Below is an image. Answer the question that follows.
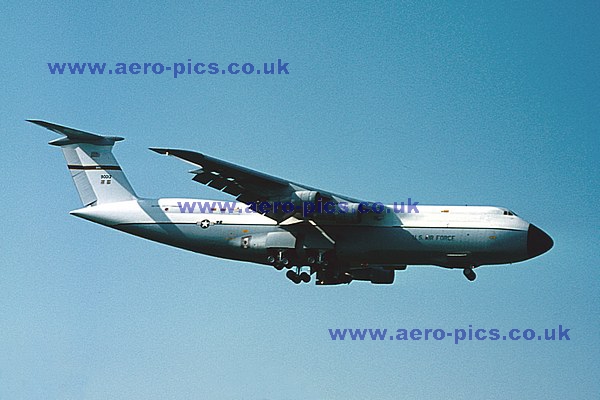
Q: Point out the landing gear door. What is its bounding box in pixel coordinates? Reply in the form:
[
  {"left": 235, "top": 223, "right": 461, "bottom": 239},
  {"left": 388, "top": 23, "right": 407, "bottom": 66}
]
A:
[{"left": 265, "top": 231, "right": 296, "bottom": 249}]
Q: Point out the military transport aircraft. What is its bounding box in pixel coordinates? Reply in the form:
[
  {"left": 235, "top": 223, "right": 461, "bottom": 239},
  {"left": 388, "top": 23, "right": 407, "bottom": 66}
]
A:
[{"left": 30, "top": 120, "right": 553, "bottom": 285}]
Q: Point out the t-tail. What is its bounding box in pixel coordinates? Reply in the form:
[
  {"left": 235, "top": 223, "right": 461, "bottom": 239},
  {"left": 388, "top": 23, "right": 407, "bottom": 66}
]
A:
[{"left": 28, "top": 120, "right": 138, "bottom": 206}]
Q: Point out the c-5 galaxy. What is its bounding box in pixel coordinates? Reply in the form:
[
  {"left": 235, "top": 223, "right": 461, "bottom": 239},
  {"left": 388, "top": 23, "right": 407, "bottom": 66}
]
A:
[{"left": 31, "top": 120, "right": 553, "bottom": 285}]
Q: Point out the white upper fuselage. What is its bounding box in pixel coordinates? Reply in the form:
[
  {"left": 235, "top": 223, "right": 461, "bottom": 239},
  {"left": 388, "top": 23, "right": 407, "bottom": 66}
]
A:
[
  {"left": 71, "top": 198, "right": 532, "bottom": 269},
  {"left": 71, "top": 198, "right": 528, "bottom": 230}
]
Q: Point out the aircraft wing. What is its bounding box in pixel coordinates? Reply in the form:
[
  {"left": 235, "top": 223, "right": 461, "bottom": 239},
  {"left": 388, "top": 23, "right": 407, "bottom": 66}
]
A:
[{"left": 150, "top": 148, "right": 363, "bottom": 221}]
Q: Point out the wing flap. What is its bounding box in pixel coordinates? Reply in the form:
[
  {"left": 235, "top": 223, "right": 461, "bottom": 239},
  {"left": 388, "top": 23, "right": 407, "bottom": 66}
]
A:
[
  {"left": 150, "top": 148, "right": 290, "bottom": 199},
  {"left": 151, "top": 147, "right": 364, "bottom": 221},
  {"left": 150, "top": 148, "right": 288, "bottom": 190}
]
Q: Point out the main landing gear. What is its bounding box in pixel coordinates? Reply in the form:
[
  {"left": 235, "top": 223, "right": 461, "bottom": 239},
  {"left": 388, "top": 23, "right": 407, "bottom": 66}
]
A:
[
  {"left": 286, "top": 269, "right": 311, "bottom": 284},
  {"left": 306, "top": 250, "right": 328, "bottom": 267},
  {"left": 267, "top": 249, "right": 333, "bottom": 284},
  {"left": 463, "top": 267, "right": 476, "bottom": 282},
  {"left": 266, "top": 250, "right": 290, "bottom": 271}
]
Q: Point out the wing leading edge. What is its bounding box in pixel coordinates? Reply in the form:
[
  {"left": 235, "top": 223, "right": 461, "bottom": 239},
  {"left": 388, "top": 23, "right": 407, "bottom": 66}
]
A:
[{"left": 150, "top": 147, "right": 362, "bottom": 220}]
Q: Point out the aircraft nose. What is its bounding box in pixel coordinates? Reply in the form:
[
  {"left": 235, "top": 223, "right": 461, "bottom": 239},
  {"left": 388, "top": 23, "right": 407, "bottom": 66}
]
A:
[{"left": 527, "top": 224, "right": 554, "bottom": 258}]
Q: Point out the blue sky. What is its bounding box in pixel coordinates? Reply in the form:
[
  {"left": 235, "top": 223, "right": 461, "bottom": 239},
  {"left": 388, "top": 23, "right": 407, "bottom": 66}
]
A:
[{"left": 1, "top": 1, "right": 598, "bottom": 399}]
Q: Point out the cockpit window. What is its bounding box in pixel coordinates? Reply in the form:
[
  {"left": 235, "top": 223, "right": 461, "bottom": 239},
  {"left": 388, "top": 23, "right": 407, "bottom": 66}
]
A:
[{"left": 503, "top": 210, "right": 518, "bottom": 216}]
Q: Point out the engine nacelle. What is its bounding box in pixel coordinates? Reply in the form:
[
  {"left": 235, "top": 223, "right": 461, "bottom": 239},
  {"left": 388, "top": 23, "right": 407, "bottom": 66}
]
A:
[
  {"left": 332, "top": 202, "right": 361, "bottom": 223},
  {"left": 288, "top": 192, "right": 361, "bottom": 223},
  {"left": 290, "top": 190, "right": 322, "bottom": 207}
]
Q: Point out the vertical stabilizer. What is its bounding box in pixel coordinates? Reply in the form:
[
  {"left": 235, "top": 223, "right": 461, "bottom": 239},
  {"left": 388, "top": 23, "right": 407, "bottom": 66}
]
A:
[{"left": 29, "top": 120, "right": 138, "bottom": 206}]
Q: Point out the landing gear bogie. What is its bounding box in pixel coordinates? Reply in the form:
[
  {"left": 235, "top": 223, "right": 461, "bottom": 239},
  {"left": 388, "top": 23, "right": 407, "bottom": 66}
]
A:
[
  {"left": 267, "top": 249, "right": 293, "bottom": 270},
  {"left": 285, "top": 268, "right": 312, "bottom": 284},
  {"left": 305, "top": 249, "right": 333, "bottom": 267}
]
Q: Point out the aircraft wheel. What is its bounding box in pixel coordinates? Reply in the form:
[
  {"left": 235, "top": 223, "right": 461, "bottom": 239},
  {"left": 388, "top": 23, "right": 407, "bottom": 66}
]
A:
[
  {"left": 286, "top": 270, "right": 301, "bottom": 284},
  {"left": 299, "top": 272, "right": 311, "bottom": 283},
  {"left": 463, "top": 268, "right": 476, "bottom": 281}
]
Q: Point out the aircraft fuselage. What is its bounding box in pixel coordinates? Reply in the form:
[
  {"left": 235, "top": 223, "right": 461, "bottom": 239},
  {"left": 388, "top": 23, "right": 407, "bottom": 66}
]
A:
[{"left": 70, "top": 198, "right": 550, "bottom": 272}]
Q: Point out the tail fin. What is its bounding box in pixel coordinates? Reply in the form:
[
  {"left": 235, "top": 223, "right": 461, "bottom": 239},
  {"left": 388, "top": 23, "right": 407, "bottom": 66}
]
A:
[{"left": 29, "top": 120, "right": 138, "bottom": 206}]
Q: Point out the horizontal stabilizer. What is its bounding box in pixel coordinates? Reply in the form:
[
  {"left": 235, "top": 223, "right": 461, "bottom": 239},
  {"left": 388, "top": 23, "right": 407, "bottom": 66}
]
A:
[{"left": 27, "top": 119, "right": 124, "bottom": 146}]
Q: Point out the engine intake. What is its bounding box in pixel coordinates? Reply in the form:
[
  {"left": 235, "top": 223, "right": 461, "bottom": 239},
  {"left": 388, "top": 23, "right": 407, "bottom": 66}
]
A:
[{"left": 291, "top": 190, "right": 322, "bottom": 207}]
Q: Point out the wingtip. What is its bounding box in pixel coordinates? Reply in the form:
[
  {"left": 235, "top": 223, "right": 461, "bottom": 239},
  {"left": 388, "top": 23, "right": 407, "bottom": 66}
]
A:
[
  {"left": 26, "top": 119, "right": 49, "bottom": 126},
  {"left": 149, "top": 147, "right": 170, "bottom": 155}
]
